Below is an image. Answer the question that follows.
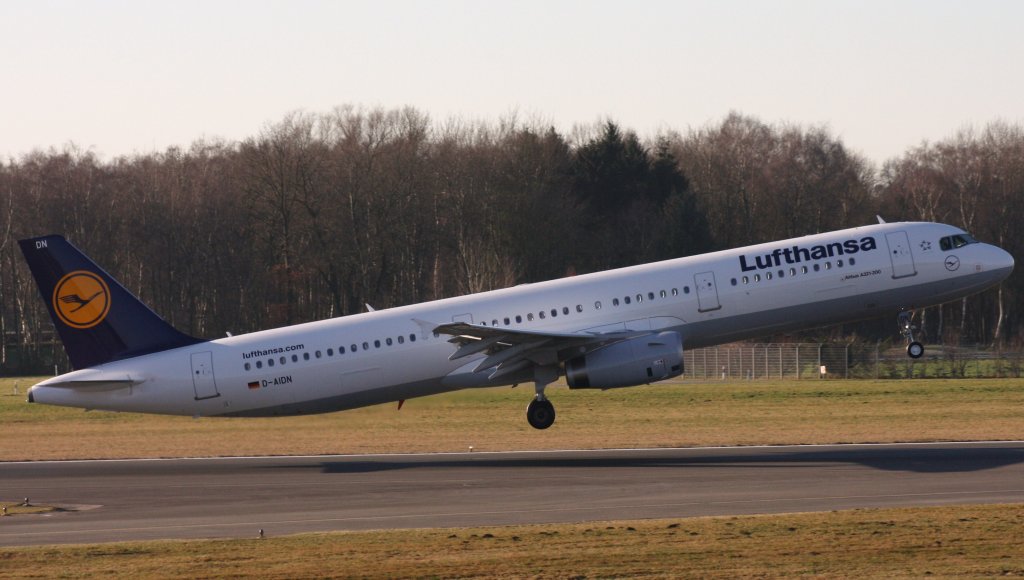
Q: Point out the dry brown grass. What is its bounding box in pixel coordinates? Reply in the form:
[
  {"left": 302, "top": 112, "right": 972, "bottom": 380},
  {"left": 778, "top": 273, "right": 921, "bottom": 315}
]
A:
[
  {"left": 1, "top": 504, "right": 1022, "bottom": 578},
  {"left": 2, "top": 377, "right": 1024, "bottom": 461}
]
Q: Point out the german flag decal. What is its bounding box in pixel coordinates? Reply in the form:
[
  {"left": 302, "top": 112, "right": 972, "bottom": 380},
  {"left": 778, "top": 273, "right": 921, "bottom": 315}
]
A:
[{"left": 247, "top": 381, "right": 260, "bottom": 389}]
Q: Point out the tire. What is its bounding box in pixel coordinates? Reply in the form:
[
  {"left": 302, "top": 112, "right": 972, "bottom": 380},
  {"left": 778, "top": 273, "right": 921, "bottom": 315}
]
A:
[
  {"left": 526, "top": 399, "right": 556, "bottom": 430},
  {"left": 907, "top": 341, "right": 924, "bottom": 359}
]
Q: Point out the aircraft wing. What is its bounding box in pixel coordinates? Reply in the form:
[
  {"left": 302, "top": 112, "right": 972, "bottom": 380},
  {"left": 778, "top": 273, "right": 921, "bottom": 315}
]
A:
[{"left": 433, "top": 321, "right": 642, "bottom": 380}]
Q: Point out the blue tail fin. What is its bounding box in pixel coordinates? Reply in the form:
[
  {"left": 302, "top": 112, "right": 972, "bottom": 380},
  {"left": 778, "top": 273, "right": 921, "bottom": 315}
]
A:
[{"left": 18, "top": 235, "right": 204, "bottom": 369}]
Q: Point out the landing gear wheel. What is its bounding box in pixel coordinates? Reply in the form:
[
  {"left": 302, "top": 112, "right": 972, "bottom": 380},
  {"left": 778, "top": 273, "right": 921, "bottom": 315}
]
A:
[
  {"left": 526, "top": 398, "right": 556, "bottom": 430},
  {"left": 907, "top": 341, "right": 924, "bottom": 359},
  {"left": 898, "top": 310, "right": 924, "bottom": 359}
]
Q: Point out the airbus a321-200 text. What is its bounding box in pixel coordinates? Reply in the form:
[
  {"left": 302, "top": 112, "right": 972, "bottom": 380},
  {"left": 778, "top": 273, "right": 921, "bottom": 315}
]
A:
[{"left": 19, "top": 219, "right": 1014, "bottom": 429}]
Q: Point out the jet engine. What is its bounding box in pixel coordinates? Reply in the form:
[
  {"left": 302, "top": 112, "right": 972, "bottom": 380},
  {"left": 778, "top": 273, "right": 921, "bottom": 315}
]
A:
[{"left": 565, "top": 331, "right": 683, "bottom": 389}]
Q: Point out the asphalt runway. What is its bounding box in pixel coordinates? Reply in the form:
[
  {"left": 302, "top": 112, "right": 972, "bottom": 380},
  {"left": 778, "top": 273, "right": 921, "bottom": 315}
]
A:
[{"left": 2, "top": 442, "right": 1024, "bottom": 547}]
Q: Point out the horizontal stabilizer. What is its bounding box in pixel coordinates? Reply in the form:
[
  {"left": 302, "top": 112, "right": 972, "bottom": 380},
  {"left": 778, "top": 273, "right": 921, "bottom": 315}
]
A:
[
  {"left": 40, "top": 379, "right": 135, "bottom": 392},
  {"left": 33, "top": 370, "right": 140, "bottom": 392}
]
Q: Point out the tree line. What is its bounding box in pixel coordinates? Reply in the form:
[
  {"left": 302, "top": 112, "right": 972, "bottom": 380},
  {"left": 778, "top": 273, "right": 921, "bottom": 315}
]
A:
[{"left": 1, "top": 107, "right": 1021, "bottom": 373}]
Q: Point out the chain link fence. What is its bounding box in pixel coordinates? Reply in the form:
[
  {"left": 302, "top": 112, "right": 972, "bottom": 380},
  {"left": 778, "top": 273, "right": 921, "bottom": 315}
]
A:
[{"left": 683, "top": 343, "right": 1024, "bottom": 380}]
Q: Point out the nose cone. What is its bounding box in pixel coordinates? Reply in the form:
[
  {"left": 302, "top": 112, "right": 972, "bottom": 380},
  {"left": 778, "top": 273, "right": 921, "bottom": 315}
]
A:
[
  {"left": 988, "top": 245, "right": 1015, "bottom": 281},
  {"left": 995, "top": 247, "right": 1015, "bottom": 275}
]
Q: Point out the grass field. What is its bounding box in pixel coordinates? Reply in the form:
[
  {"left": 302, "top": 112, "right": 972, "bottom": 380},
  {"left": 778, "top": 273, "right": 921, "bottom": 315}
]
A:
[
  {"left": 2, "top": 376, "right": 1023, "bottom": 461},
  {"left": 3, "top": 376, "right": 1023, "bottom": 577},
  {"left": 1, "top": 504, "right": 1023, "bottom": 578}
]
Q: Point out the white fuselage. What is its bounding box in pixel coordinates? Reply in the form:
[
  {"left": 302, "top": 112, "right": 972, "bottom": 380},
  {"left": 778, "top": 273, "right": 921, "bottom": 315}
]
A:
[{"left": 30, "top": 222, "right": 1014, "bottom": 416}]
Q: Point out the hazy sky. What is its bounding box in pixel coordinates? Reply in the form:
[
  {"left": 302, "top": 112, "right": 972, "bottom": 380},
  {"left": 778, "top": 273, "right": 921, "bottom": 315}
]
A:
[{"left": 2, "top": 0, "right": 1022, "bottom": 164}]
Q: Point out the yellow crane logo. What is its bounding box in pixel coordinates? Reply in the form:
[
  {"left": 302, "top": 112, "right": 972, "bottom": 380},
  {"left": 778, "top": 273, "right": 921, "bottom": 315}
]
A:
[{"left": 52, "top": 271, "right": 111, "bottom": 329}]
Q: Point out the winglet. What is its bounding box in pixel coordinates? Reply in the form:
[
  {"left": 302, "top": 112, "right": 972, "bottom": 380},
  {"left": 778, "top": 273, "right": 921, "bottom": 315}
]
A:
[{"left": 18, "top": 235, "right": 204, "bottom": 369}]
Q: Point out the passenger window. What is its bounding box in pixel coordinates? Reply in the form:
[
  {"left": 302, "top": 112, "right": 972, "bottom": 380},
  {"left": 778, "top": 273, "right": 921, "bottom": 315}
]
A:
[
  {"left": 245, "top": 362, "right": 251, "bottom": 371},
  {"left": 374, "top": 340, "right": 381, "bottom": 348},
  {"left": 327, "top": 348, "right": 333, "bottom": 356},
  {"left": 684, "top": 286, "right": 690, "bottom": 294},
  {"left": 410, "top": 334, "right": 416, "bottom": 342},
  {"left": 624, "top": 296, "right": 631, "bottom": 305},
  {"left": 813, "top": 264, "right": 821, "bottom": 272},
  {"left": 777, "top": 270, "right": 784, "bottom": 279},
  {"left": 539, "top": 311, "right": 545, "bottom": 319},
  {"left": 268, "top": 358, "right": 275, "bottom": 367},
  {"left": 280, "top": 356, "right": 286, "bottom": 365},
  {"left": 527, "top": 313, "right": 534, "bottom": 322},
  {"left": 754, "top": 274, "right": 761, "bottom": 282},
  {"left": 742, "top": 276, "right": 749, "bottom": 284},
  {"left": 292, "top": 354, "right": 298, "bottom": 362},
  {"left": 504, "top": 317, "right": 510, "bottom": 325},
  {"left": 672, "top": 288, "right": 679, "bottom": 296},
  {"left": 849, "top": 258, "right": 856, "bottom": 266},
  {"left": 256, "top": 361, "right": 263, "bottom": 369},
  {"left": 363, "top": 342, "right": 369, "bottom": 350},
  {"left": 789, "top": 268, "right": 796, "bottom": 276},
  {"left": 303, "top": 352, "right": 310, "bottom": 360},
  {"left": 351, "top": 344, "right": 357, "bottom": 352},
  {"left": 492, "top": 319, "right": 498, "bottom": 326},
  {"left": 825, "top": 262, "right": 832, "bottom": 270},
  {"left": 613, "top": 298, "right": 620, "bottom": 306},
  {"left": 575, "top": 305, "right": 582, "bottom": 313},
  {"left": 315, "top": 351, "right": 322, "bottom": 359},
  {"left": 660, "top": 290, "right": 667, "bottom": 298},
  {"left": 398, "top": 336, "right": 404, "bottom": 344},
  {"left": 636, "top": 294, "right": 642, "bottom": 303},
  {"left": 731, "top": 278, "right": 737, "bottom": 286},
  {"left": 837, "top": 260, "right": 844, "bottom": 268},
  {"left": 801, "top": 266, "right": 808, "bottom": 274},
  {"left": 766, "top": 272, "right": 773, "bottom": 280},
  {"left": 515, "top": 315, "right": 522, "bottom": 323},
  {"left": 648, "top": 292, "right": 655, "bottom": 300},
  {"left": 386, "top": 338, "right": 393, "bottom": 346},
  {"left": 595, "top": 301, "right": 602, "bottom": 309}
]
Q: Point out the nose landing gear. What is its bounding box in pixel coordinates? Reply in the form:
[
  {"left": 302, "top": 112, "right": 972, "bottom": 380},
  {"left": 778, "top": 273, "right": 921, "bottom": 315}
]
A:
[{"left": 899, "top": 310, "right": 925, "bottom": 359}]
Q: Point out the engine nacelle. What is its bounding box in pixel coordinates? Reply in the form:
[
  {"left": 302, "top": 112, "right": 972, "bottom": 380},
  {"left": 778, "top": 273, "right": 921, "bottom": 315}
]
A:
[{"left": 565, "top": 331, "right": 684, "bottom": 389}]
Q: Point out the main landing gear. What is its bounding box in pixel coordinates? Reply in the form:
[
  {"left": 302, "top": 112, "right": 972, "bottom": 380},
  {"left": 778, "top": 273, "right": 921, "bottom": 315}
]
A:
[
  {"left": 527, "top": 397, "right": 556, "bottom": 430},
  {"left": 899, "top": 310, "right": 925, "bottom": 359},
  {"left": 526, "top": 365, "right": 558, "bottom": 430}
]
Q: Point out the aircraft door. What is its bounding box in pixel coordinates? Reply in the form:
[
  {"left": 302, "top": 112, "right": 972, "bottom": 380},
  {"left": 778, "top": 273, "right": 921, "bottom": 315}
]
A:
[
  {"left": 191, "top": 351, "right": 220, "bottom": 400},
  {"left": 885, "top": 231, "right": 918, "bottom": 279},
  {"left": 694, "top": 271, "right": 722, "bottom": 312}
]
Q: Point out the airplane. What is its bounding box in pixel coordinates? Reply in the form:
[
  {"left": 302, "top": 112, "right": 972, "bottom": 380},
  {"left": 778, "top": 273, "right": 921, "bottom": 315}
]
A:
[{"left": 18, "top": 220, "right": 1014, "bottom": 429}]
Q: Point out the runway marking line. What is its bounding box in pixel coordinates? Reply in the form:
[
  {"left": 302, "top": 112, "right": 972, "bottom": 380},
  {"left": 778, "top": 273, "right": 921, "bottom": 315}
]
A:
[{"left": 3, "top": 440, "right": 1024, "bottom": 465}]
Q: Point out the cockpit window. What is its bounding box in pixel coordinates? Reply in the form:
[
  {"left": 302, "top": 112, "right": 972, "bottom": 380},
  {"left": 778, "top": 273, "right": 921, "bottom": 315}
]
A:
[{"left": 940, "top": 233, "right": 978, "bottom": 251}]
